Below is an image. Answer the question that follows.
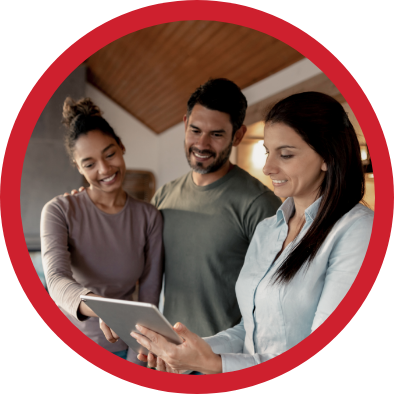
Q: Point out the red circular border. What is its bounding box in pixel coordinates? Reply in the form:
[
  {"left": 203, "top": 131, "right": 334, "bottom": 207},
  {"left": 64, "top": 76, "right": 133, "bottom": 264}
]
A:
[{"left": 1, "top": 1, "right": 393, "bottom": 392}]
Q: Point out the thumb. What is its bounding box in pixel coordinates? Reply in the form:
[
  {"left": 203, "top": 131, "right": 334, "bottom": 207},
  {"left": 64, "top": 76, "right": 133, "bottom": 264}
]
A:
[{"left": 173, "top": 322, "right": 191, "bottom": 338}]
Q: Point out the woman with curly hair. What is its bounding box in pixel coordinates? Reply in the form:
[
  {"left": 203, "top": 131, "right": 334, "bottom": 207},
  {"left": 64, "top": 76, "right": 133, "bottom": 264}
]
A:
[{"left": 41, "top": 97, "right": 163, "bottom": 365}]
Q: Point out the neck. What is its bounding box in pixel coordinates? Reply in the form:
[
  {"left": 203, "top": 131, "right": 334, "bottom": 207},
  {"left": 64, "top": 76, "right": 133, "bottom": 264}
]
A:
[
  {"left": 192, "top": 161, "right": 234, "bottom": 186},
  {"left": 87, "top": 186, "right": 127, "bottom": 211}
]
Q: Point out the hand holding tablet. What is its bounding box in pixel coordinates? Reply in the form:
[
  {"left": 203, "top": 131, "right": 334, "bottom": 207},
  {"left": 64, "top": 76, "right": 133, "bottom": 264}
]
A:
[{"left": 80, "top": 295, "right": 183, "bottom": 356}]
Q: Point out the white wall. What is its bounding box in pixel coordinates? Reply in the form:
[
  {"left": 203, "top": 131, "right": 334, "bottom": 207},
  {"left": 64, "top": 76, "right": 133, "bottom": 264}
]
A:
[
  {"left": 86, "top": 59, "right": 324, "bottom": 191},
  {"left": 156, "top": 122, "right": 190, "bottom": 188}
]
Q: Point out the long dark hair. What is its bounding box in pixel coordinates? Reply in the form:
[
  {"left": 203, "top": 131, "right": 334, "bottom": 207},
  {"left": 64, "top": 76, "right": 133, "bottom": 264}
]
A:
[
  {"left": 265, "top": 92, "right": 365, "bottom": 284},
  {"left": 62, "top": 97, "right": 122, "bottom": 161}
]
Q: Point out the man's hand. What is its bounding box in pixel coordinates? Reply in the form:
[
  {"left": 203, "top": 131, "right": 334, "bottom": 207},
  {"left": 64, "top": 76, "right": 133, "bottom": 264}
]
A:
[
  {"left": 131, "top": 322, "right": 222, "bottom": 374},
  {"left": 100, "top": 319, "right": 120, "bottom": 343},
  {"left": 64, "top": 186, "right": 85, "bottom": 197}
]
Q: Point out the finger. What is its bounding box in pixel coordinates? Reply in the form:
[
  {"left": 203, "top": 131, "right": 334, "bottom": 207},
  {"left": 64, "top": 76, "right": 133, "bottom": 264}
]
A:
[
  {"left": 100, "top": 321, "right": 117, "bottom": 343},
  {"left": 132, "top": 326, "right": 172, "bottom": 357},
  {"left": 71, "top": 189, "right": 78, "bottom": 195},
  {"left": 147, "top": 352, "right": 157, "bottom": 369},
  {"left": 136, "top": 324, "right": 165, "bottom": 346},
  {"left": 135, "top": 325, "right": 163, "bottom": 350},
  {"left": 165, "top": 362, "right": 180, "bottom": 374},
  {"left": 173, "top": 322, "right": 193, "bottom": 340},
  {"left": 137, "top": 354, "right": 148, "bottom": 362},
  {"left": 63, "top": 193, "right": 70, "bottom": 197},
  {"left": 110, "top": 328, "right": 120, "bottom": 340},
  {"left": 78, "top": 186, "right": 85, "bottom": 192},
  {"left": 131, "top": 331, "right": 157, "bottom": 354},
  {"left": 156, "top": 357, "right": 167, "bottom": 372},
  {"left": 174, "top": 322, "right": 186, "bottom": 333}
]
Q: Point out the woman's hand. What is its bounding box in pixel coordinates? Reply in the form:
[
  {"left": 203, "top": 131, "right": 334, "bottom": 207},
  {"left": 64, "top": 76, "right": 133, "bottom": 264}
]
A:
[
  {"left": 131, "top": 323, "right": 222, "bottom": 374},
  {"left": 100, "top": 319, "right": 120, "bottom": 343},
  {"left": 79, "top": 293, "right": 119, "bottom": 343}
]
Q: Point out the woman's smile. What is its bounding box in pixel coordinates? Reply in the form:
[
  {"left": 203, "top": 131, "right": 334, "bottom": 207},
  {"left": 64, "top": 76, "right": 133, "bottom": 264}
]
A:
[
  {"left": 263, "top": 122, "right": 327, "bottom": 207},
  {"left": 100, "top": 172, "right": 118, "bottom": 184},
  {"left": 72, "top": 130, "right": 126, "bottom": 194},
  {"left": 271, "top": 179, "right": 288, "bottom": 186}
]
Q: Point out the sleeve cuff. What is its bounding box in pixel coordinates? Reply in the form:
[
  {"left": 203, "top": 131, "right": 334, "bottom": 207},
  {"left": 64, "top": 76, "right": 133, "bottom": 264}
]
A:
[{"left": 72, "top": 288, "right": 94, "bottom": 322}]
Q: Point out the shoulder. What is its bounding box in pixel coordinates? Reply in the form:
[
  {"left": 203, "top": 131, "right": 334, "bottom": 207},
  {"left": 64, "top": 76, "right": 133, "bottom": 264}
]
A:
[
  {"left": 231, "top": 166, "right": 278, "bottom": 200},
  {"left": 42, "top": 194, "right": 73, "bottom": 215},
  {"left": 151, "top": 172, "right": 190, "bottom": 206},
  {"left": 254, "top": 213, "right": 278, "bottom": 233},
  {"left": 41, "top": 192, "right": 88, "bottom": 219},
  {"left": 127, "top": 196, "right": 162, "bottom": 225},
  {"left": 323, "top": 203, "right": 374, "bottom": 251},
  {"left": 338, "top": 203, "right": 374, "bottom": 229},
  {"left": 128, "top": 195, "right": 160, "bottom": 215},
  {"left": 229, "top": 167, "right": 281, "bottom": 214}
]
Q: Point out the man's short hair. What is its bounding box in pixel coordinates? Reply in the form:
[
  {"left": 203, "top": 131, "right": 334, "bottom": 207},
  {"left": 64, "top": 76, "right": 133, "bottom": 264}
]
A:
[{"left": 187, "top": 78, "right": 248, "bottom": 137}]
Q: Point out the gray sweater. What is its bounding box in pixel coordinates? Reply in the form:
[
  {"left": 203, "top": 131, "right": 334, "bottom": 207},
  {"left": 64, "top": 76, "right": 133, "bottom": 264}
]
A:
[
  {"left": 41, "top": 191, "right": 163, "bottom": 352},
  {"left": 152, "top": 165, "right": 281, "bottom": 337}
]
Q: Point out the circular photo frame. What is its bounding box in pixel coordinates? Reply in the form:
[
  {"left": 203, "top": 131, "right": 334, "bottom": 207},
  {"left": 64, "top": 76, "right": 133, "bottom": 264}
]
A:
[{"left": 2, "top": 1, "right": 392, "bottom": 392}]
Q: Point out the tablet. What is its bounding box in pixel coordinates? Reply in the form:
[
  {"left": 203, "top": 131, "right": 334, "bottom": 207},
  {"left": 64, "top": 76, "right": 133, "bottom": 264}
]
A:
[{"left": 80, "top": 295, "right": 183, "bottom": 356}]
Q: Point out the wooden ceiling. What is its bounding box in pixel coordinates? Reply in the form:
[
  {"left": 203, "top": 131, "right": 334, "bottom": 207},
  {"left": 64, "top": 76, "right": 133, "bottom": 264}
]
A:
[{"left": 86, "top": 21, "right": 304, "bottom": 134}]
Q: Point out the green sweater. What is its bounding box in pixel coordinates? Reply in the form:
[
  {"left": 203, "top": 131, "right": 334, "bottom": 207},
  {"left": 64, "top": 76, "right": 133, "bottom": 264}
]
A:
[{"left": 152, "top": 165, "right": 281, "bottom": 337}]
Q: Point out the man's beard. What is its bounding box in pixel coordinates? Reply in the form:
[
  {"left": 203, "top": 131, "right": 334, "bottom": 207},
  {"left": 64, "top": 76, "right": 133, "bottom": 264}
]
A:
[{"left": 185, "top": 140, "right": 233, "bottom": 175}]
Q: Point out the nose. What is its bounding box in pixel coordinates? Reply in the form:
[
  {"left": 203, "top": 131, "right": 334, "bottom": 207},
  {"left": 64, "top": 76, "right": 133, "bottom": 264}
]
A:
[
  {"left": 194, "top": 132, "right": 211, "bottom": 150},
  {"left": 97, "top": 160, "right": 111, "bottom": 174},
  {"left": 263, "top": 154, "right": 278, "bottom": 176}
]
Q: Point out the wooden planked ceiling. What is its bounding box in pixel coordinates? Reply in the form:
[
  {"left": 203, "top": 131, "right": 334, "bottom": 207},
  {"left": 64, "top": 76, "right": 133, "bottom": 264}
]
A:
[{"left": 86, "top": 21, "right": 304, "bottom": 134}]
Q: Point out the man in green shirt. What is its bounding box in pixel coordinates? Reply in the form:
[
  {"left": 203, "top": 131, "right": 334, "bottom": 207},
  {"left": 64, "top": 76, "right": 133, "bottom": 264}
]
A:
[{"left": 152, "top": 79, "right": 281, "bottom": 337}]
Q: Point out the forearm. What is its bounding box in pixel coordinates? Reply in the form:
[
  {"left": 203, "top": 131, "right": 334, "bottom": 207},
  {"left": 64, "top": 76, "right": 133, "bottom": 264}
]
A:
[
  {"left": 41, "top": 202, "right": 93, "bottom": 320},
  {"left": 44, "top": 261, "right": 93, "bottom": 319}
]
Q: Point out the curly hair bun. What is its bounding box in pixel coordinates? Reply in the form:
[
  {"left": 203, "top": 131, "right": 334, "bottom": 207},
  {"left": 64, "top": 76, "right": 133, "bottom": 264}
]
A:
[
  {"left": 61, "top": 97, "right": 121, "bottom": 161},
  {"left": 62, "top": 97, "right": 103, "bottom": 129}
]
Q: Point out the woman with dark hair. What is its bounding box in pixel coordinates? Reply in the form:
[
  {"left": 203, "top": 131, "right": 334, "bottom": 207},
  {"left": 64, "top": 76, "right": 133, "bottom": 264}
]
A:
[
  {"left": 41, "top": 98, "right": 163, "bottom": 364},
  {"left": 130, "top": 92, "right": 373, "bottom": 373}
]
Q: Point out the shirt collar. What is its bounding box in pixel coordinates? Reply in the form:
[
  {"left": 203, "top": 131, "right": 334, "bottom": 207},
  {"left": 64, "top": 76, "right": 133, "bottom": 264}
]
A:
[
  {"left": 304, "top": 196, "right": 322, "bottom": 223},
  {"left": 276, "top": 196, "right": 323, "bottom": 224},
  {"left": 276, "top": 198, "right": 295, "bottom": 224}
]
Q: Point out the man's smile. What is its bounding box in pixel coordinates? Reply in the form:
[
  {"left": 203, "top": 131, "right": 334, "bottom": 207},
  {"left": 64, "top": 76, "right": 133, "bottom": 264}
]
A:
[{"left": 190, "top": 148, "right": 215, "bottom": 162}]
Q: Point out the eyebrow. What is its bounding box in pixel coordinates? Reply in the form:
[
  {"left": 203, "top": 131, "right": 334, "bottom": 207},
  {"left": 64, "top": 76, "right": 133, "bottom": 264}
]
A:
[
  {"left": 80, "top": 143, "right": 116, "bottom": 163},
  {"left": 276, "top": 145, "right": 297, "bottom": 150},
  {"left": 263, "top": 144, "right": 297, "bottom": 150},
  {"left": 190, "top": 124, "right": 227, "bottom": 134}
]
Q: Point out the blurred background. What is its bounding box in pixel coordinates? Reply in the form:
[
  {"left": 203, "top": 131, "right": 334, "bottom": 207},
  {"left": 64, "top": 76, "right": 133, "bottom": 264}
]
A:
[{"left": 20, "top": 21, "right": 374, "bottom": 287}]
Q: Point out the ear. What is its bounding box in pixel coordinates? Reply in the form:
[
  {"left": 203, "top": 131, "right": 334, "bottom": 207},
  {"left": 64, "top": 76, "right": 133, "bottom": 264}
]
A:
[
  {"left": 232, "top": 125, "right": 247, "bottom": 147},
  {"left": 120, "top": 141, "right": 126, "bottom": 154},
  {"left": 321, "top": 161, "right": 328, "bottom": 171}
]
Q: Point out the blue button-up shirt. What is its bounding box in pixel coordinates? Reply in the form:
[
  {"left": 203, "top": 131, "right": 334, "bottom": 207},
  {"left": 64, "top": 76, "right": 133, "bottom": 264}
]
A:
[{"left": 204, "top": 197, "right": 374, "bottom": 372}]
